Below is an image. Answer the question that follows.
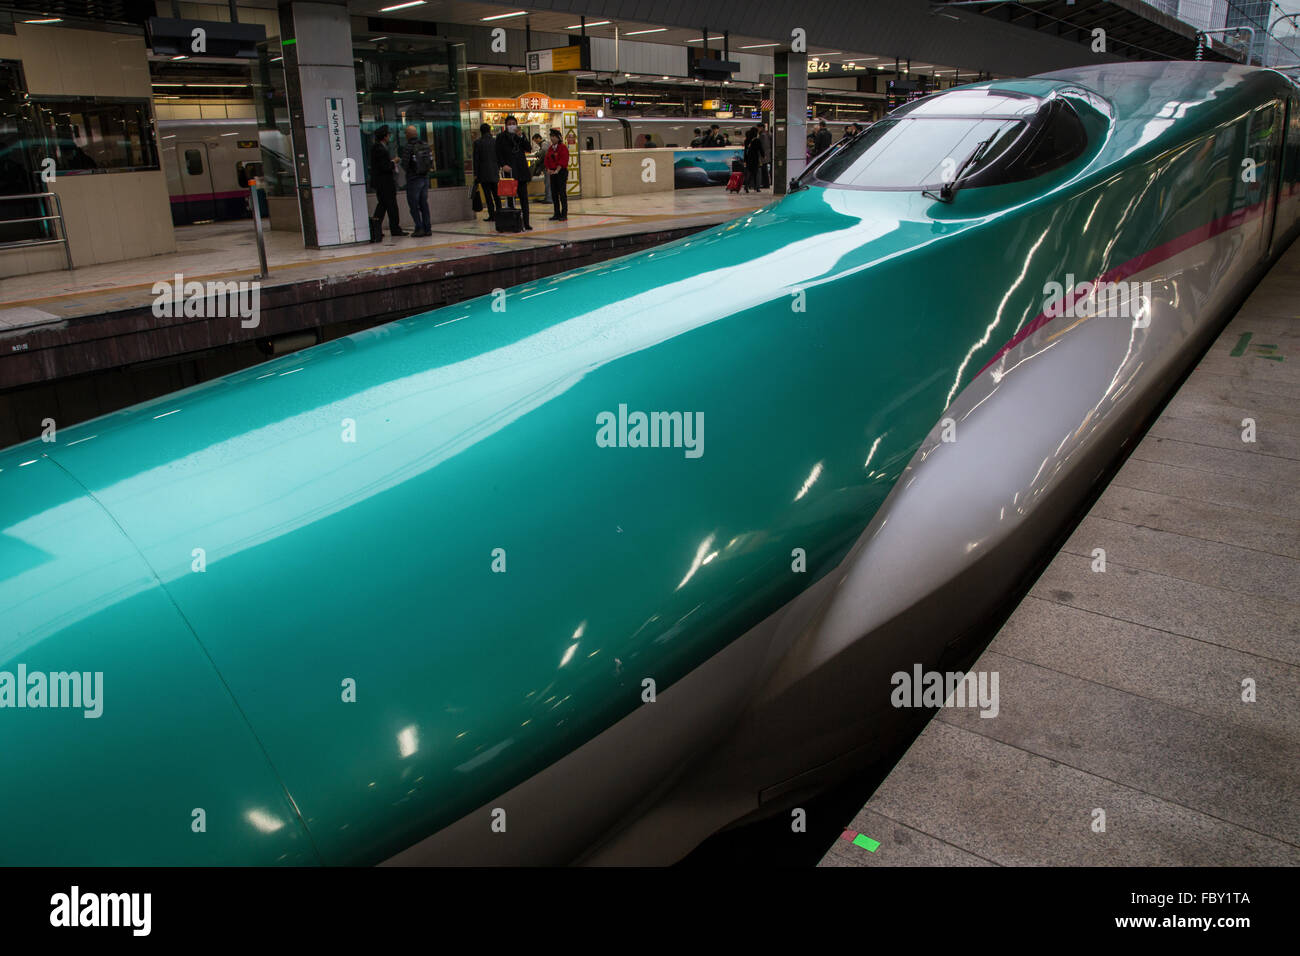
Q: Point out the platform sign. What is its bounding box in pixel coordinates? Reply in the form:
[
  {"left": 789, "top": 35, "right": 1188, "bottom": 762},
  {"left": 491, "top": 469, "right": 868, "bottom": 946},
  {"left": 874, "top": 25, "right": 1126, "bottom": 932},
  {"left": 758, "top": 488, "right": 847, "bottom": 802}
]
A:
[
  {"left": 326, "top": 97, "right": 356, "bottom": 243},
  {"left": 808, "top": 57, "right": 872, "bottom": 78},
  {"left": 527, "top": 45, "right": 584, "bottom": 73}
]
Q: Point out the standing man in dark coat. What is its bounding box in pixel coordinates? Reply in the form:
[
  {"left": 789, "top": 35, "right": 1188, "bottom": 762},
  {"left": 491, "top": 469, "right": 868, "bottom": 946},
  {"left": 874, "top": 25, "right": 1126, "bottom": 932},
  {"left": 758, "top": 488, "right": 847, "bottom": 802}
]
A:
[
  {"left": 369, "top": 125, "right": 405, "bottom": 239},
  {"left": 814, "top": 119, "right": 833, "bottom": 156},
  {"left": 495, "top": 114, "right": 533, "bottom": 231},
  {"left": 759, "top": 121, "right": 773, "bottom": 189},
  {"left": 472, "top": 123, "right": 499, "bottom": 222}
]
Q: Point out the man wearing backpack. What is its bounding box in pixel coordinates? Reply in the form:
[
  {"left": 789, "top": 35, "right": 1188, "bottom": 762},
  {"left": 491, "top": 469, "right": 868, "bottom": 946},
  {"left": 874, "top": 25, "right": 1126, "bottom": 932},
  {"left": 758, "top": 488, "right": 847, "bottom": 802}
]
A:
[{"left": 399, "top": 125, "right": 433, "bottom": 237}]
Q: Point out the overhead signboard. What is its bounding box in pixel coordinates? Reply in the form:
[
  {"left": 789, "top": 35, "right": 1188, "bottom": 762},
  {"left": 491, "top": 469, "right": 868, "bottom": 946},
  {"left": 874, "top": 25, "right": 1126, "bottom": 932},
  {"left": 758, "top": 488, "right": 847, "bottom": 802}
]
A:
[
  {"left": 146, "top": 17, "right": 266, "bottom": 58},
  {"left": 526, "top": 42, "right": 589, "bottom": 73},
  {"left": 807, "top": 57, "right": 876, "bottom": 78},
  {"left": 688, "top": 48, "right": 739, "bottom": 80}
]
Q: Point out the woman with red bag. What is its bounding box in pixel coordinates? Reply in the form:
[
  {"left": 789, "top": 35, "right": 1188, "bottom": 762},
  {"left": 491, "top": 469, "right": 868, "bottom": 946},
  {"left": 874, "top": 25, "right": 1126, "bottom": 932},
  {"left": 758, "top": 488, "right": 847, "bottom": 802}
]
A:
[{"left": 494, "top": 115, "right": 533, "bottom": 231}]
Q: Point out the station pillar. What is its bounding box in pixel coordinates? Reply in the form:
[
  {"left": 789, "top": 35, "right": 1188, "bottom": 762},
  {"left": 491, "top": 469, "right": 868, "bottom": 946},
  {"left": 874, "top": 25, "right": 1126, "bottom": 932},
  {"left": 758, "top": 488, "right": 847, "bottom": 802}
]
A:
[
  {"left": 773, "top": 50, "right": 808, "bottom": 195},
  {"left": 277, "top": 0, "right": 370, "bottom": 247}
]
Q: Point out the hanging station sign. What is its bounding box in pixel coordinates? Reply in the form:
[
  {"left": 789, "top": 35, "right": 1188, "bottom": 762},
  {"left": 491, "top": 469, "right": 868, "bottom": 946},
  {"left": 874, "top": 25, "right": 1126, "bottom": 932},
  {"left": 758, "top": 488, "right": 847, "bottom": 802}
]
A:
[
  {"left": 526, "top": 44, "right": 588, "bottom": 73},
  {"left": 807, "top": 58, "right": 875, "bottom": 78}
]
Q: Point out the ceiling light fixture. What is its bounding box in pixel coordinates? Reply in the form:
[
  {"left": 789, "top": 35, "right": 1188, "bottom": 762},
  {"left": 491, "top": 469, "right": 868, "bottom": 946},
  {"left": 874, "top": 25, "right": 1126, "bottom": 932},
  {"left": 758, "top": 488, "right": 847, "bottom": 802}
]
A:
[
  {"left": 480, "top": 9, "right": 527, "bottom": 20},
  {"left": 625, "top": 28, "right": 667, "bottom": 36}
]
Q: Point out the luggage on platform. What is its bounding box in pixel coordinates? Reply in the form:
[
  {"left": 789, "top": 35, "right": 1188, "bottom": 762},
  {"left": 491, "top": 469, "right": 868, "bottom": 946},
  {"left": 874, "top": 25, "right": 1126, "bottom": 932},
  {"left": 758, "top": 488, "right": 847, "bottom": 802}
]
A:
[
  {"left": 495, "top": 203, "right": 523, "bottom": 233},
  {"left": 726, "top": 171, "right": 743, "bottom": 192}
]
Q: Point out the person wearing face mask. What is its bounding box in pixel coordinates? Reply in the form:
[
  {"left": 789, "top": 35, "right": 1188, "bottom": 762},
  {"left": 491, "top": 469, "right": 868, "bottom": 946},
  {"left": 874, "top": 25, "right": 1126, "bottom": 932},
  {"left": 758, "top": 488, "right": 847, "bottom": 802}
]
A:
[{"left": 494, "top": 115, "right": 533, "bottom": 231}]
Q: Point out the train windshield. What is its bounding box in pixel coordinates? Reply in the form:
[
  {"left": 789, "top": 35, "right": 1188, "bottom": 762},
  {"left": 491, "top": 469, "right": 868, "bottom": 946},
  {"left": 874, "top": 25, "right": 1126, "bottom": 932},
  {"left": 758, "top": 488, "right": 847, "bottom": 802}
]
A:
[
  {"left": 815, "top": 116, "right": 1025, "bottom": 189},
  {"left": 808, "top": 90, "right": 1087, "bottom": 192}
]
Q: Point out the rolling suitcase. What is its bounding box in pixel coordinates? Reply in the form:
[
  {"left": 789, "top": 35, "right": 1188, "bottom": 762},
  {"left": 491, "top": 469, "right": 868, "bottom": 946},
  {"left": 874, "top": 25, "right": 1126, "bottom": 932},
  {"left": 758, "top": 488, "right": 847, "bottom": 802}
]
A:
[
  {"left": 726, "top": 171, "right": 743, "bottom": 193},
  {"left": 495, "top": 201, "right": 523, "bottom": 233},
  {"left": 369, "top": 215, "right": 383, "bottom": 243}
]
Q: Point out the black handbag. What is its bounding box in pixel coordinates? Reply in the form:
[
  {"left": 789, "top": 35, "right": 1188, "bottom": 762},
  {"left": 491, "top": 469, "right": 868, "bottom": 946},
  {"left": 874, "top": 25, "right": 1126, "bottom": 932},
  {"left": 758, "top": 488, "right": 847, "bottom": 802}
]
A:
[{"left": 471, "top": 180, "right": 483, "bottom": 212}]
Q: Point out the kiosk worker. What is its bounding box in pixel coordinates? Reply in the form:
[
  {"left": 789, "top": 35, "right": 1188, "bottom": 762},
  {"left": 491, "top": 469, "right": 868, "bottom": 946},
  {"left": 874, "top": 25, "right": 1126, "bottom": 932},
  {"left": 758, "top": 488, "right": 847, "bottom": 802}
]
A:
[{"left": 544, "top": 128, "right": 569, "bottom": 222}]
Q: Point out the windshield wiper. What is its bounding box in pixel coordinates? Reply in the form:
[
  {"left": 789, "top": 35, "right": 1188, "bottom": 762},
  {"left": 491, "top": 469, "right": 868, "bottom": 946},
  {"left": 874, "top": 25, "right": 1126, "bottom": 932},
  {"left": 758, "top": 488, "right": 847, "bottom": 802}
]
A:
[{"left": 923, "top": 137, "right": 992, "bottom": 203}]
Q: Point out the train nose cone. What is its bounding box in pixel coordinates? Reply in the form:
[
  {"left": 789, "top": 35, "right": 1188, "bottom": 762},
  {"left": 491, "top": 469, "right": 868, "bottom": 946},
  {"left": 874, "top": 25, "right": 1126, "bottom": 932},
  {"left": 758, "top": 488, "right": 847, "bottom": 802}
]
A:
[{"left": 0, "top": 446, "right": 316, "bottom": 865}]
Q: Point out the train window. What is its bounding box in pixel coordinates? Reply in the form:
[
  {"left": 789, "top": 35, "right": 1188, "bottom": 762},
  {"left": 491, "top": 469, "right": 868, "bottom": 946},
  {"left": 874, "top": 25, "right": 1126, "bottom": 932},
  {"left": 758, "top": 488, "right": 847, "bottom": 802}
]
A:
[
  {"left": 235, "top": 161, "right": 262, "bottom": 188},
  {"left": 806, "top": 92, "right": 1086, "bottom": 192},
  {"left": 997, "top": 97, "right": 1088, "bottom": 181},
  {"left": 813, "top": 116, "right": 1026, "bottom": 189},
  {"left": 185, "top": 149, "right": 204, "bottom": 176}
]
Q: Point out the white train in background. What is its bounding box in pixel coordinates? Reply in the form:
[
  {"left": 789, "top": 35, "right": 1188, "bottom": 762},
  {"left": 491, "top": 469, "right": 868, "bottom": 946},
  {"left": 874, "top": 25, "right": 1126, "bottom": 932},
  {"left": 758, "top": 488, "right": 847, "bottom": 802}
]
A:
[{"left": 159, "top": 118, "right": 282, "bottom": 226}]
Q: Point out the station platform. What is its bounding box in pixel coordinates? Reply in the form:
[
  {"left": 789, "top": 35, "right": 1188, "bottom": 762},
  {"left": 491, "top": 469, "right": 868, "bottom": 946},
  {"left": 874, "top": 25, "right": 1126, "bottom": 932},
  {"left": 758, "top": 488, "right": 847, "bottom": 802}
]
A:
[
  {"left": 0, "top": 189, "right": 769, "bottom": 446},
  {"left": 821, "top": 243, "right": 1300, "bottom": 867},
  {"left": 0, "top": 190, "right": 767, "bottom": 324}
]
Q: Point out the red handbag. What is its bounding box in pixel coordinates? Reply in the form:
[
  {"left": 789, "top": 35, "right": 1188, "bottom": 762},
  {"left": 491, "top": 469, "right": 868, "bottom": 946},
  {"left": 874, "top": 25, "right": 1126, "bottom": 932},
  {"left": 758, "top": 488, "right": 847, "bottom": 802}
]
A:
[{"left": 497, "top": 174, "right": 518, "bottom": 198}]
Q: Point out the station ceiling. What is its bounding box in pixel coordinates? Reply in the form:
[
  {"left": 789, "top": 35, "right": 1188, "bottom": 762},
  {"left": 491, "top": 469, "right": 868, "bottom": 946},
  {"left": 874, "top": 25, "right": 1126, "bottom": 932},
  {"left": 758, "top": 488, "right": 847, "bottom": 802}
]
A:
[
  {"left": 383, "top": 0, "right": 1134, "bottom": 76},
  {"left": 346, "top": 0, "right": 1004, "bottom": 80},
  {"left": 940, "top": 0, "right": 1230, "bottom": 62}
]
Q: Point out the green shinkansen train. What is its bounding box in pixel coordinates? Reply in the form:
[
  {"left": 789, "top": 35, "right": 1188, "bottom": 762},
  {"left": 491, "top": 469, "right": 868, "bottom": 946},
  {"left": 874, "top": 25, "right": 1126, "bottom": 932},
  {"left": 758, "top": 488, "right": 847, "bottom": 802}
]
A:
[{"left": 2, "top": 61, "right": 1297, "bottom": 865}]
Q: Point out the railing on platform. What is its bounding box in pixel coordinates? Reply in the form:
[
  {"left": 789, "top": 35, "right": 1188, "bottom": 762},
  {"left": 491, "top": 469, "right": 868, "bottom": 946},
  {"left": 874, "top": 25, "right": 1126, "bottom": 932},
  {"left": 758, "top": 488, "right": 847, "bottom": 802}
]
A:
[{"left": 0, "top": 192, "right": 74, "bottom": 271}]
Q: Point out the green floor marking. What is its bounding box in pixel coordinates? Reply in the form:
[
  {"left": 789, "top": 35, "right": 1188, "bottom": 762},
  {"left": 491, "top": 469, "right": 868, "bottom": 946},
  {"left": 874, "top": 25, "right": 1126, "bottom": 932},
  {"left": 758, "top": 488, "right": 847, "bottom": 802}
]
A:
[
  {"left": 853, "top": 834, "right": 881, "bottom": 852},
  {"left": 1230, "top": 333, "right": 1286, "bottom": 361}
]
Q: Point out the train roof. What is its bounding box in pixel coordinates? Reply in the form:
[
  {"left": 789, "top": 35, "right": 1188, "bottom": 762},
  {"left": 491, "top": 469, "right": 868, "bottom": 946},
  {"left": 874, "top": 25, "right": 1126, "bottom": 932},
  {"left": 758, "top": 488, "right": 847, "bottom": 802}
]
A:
[{"left": 954, "top": 61, "right": 1300, "bottom": 181}]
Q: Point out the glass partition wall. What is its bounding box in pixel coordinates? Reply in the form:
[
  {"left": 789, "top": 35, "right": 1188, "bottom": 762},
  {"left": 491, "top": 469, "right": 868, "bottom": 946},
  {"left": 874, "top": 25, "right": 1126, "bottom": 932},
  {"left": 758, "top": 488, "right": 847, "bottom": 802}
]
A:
[
  {"left": 356, "top": 34, "right": 468, "bottom": 196},
  {"left": 1, "top": 58, "right": 159, "bottom": 245}
]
